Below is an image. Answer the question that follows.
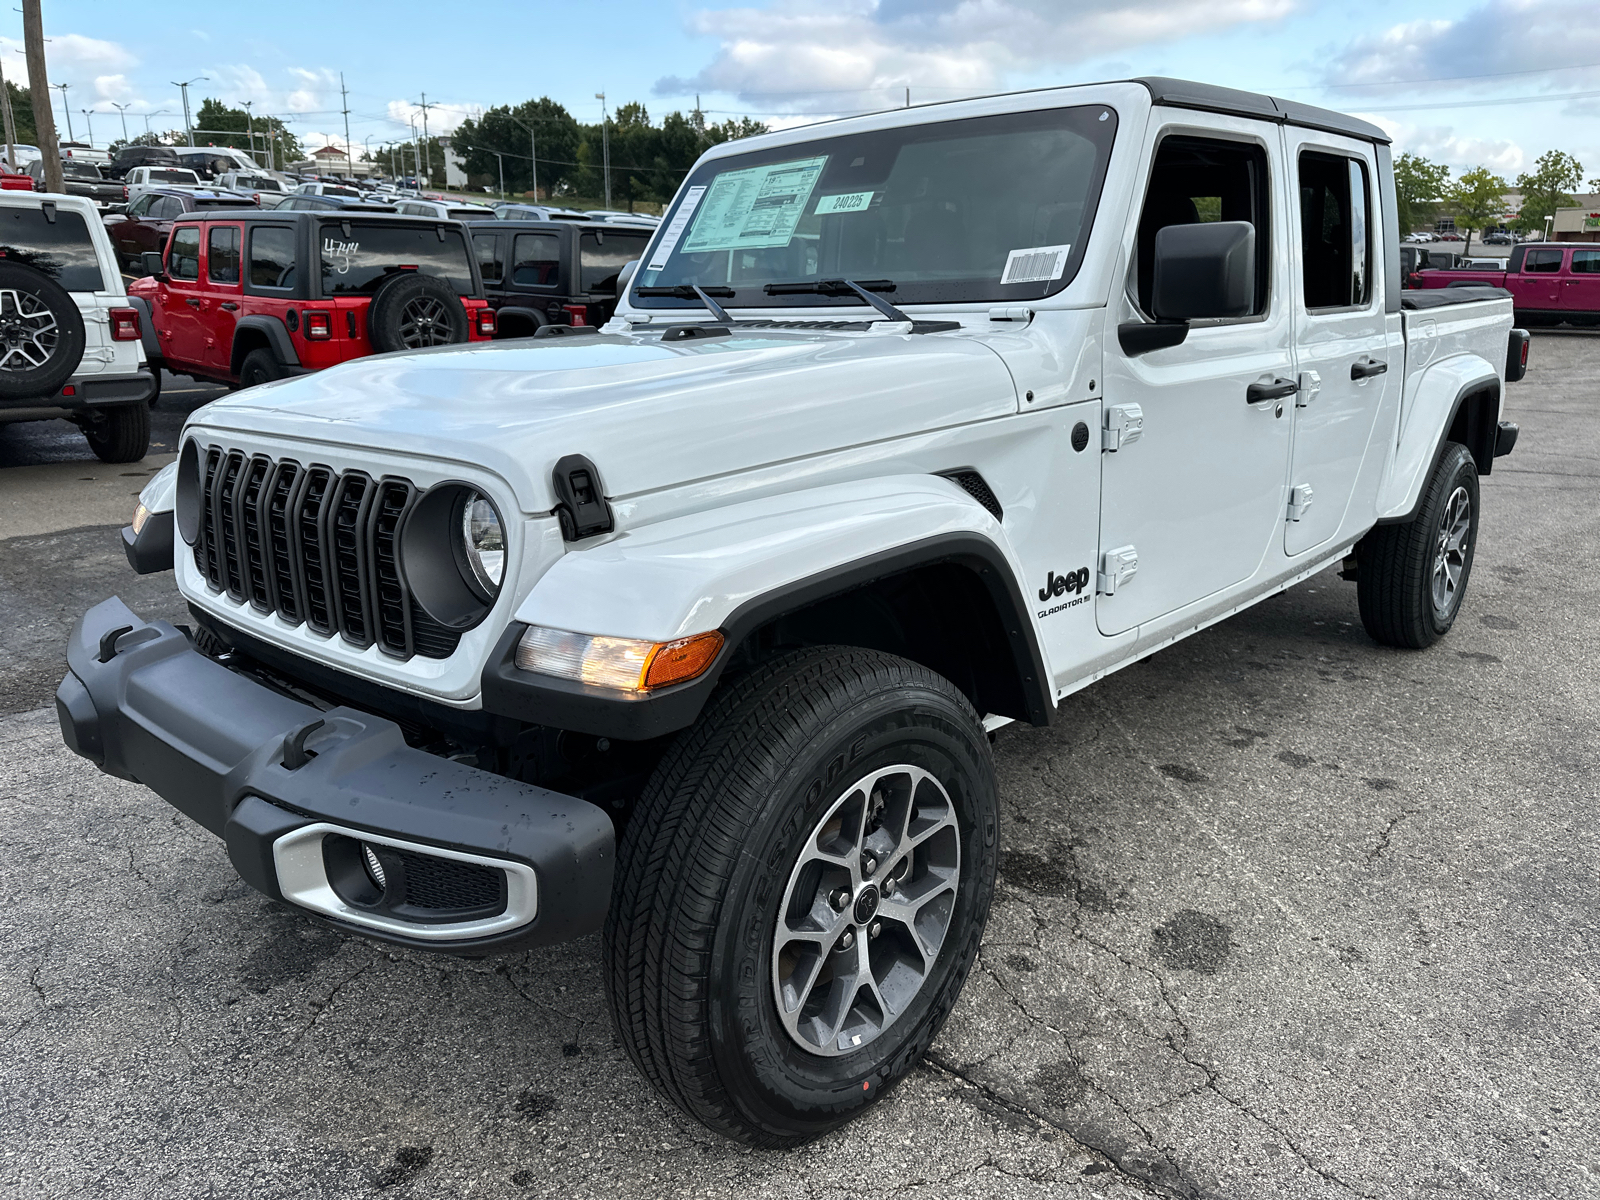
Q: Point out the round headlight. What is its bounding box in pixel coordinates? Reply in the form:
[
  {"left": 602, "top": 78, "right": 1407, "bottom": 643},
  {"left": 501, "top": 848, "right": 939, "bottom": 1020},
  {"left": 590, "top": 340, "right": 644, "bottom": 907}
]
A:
[{"left": 460, "top": 491, "right": 504, "bottom": 597}]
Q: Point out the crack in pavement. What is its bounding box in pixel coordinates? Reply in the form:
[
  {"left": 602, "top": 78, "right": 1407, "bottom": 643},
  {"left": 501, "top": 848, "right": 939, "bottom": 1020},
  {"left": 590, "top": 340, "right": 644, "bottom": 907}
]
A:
[
  {"left": 1365, "top": 810, "right": 1417, "bottom": 862},
  {"left": 286, "top": 960, "right": 376, "bottom": 1048}
]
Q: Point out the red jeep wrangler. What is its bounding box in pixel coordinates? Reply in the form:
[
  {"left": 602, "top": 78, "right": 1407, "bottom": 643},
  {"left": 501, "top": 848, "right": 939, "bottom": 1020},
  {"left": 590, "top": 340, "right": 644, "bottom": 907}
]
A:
[{"left": 127, "top": 209, "right": 495, "bottom": 388}]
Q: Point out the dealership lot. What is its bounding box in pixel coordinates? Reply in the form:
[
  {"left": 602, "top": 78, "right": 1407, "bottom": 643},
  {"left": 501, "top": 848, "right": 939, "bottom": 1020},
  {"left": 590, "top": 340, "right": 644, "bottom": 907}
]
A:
[{"left": 2, "top": 336, "right": 1597, "bottom": 1198}]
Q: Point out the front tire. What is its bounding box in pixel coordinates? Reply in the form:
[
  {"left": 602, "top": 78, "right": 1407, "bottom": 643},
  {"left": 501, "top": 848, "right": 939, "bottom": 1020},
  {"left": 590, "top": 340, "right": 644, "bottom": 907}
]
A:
[
  {"left": 82, "top": 402, "right": 149, "bottom": 463},
  {"left": 1356, "top": 441, "right": 1479, "bottom": 648},
  {"left": 603, "top": 647, "right": 998, "bottom": 1147}
]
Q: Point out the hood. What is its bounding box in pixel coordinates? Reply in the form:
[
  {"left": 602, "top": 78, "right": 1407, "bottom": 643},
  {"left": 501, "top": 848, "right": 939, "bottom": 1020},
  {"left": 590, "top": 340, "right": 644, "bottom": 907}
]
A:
[{"left": 189, "top": 328, "right": 1020, "bottom": 512}]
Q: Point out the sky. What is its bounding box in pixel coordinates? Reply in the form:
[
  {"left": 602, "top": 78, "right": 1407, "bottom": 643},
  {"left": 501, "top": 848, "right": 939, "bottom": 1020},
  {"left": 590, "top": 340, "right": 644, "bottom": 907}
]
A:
[{"left": 8, "top": 0, "right": 1599, "bottom": 183}]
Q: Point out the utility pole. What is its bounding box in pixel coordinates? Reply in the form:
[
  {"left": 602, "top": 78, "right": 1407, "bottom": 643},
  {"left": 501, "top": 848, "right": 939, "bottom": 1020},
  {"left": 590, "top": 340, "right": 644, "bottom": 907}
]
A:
[
  {"left": 508, "top": 113, "right": 538, "bottom": 200},
  {"left": 415, "top": 93, "right": 435, "bottom": 187},
  {"left": 79, "top": 108, "right": 92, "bottom": 148},
  {"left": 905, "top": 87, "right": 910, "bottom": 108},
  {"left": 0, "top": 54, "right": 18, "bottom": 170},
  {"left": 171, "top": 75, "right": 205, "bottom": 147},
  {"left": 52, "top": 82, "right": 71, "bottom": 142},
  {"left": 340, "top": 73, "right": 354, "bottom": 180},
  {"left": 243, "top": 100, "right": 255, "bottom": 162},
  {"left": 595, "top": 91, "right": 610, "bottom": 208},
  {"left": 21, "top": 0, "right": 61, "bottom": 193},
  {"left": 111, "top": 101, "right": 130, "bottom": 144}
]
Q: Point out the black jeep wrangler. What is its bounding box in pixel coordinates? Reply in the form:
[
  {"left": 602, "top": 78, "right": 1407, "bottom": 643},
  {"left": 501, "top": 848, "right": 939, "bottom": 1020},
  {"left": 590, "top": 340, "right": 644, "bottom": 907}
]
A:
[{"left": 469, "top": 219, "right": 652, "bottom": 333}]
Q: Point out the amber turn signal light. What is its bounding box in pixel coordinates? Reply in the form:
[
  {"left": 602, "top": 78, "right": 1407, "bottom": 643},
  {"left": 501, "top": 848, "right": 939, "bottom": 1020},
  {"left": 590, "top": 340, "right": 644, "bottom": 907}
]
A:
[{"left": 643, "top": 631, "right": 724, "bottom": 690}]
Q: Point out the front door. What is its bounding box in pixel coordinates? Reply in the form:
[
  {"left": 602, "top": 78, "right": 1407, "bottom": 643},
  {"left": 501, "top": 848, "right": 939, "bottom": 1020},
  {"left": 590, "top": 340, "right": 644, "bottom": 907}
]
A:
[
  {"left": 1517, "top": 247, "right": 1565, "bottom": 311},
  {"left": 202, "top": 223, "right": 243, "bottom": 370},
  {"left": 155, "top": 225, "right": 208, "bottom": 367},
  {"left": 1283, "top": 133, "right": 1395, "bottom": 557},
  {"left": 1097, "top": 120, "right": 1296, "bottom": 637}
]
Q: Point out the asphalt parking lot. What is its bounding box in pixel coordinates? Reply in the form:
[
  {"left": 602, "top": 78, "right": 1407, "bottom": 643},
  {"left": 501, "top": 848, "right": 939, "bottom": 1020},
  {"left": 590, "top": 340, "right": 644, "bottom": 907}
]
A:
[{"left": 2, "top": 340, "right": 1597, "bottom": 1200}]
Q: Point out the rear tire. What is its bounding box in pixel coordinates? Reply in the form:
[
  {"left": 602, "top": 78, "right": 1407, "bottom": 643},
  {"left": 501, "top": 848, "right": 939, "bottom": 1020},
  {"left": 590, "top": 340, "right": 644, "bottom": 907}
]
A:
[
  {"left": 603, "top": 647, "right": 998, "bottom": 1147},
  {"left": 83, "top": 402, "right": 149, "bottom": 463},
  {"left": 238, "top": 348, "right": 284, "bottom": 388},
  {"left": 1356, "top": 441, "right": 1479, "bottom": 648}
]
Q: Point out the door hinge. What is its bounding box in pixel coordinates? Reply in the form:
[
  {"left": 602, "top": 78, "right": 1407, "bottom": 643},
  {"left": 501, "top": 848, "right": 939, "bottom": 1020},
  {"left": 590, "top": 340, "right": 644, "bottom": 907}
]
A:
[
  {"left": 1297, "top": 370, "right": 1321, "bottom": 408},
  {"left": 1102, "top": 403, "right": 1143, "bottom": 452},
  {"left": 1097, "top": 545, "right": 1138, "bottom": 595},
  {"left": 1287, "top": 484, "right": 1314, "bottom": 522}
]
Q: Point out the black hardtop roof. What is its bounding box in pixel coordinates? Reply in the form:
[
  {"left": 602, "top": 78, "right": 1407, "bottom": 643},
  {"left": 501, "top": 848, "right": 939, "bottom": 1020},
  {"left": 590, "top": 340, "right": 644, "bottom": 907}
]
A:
[
  {"left": 169, "top": 209, "right": 466, "bottom": 226},
  {"left": 1135, "top": 78, "right": 1389, "bottom": 144}
]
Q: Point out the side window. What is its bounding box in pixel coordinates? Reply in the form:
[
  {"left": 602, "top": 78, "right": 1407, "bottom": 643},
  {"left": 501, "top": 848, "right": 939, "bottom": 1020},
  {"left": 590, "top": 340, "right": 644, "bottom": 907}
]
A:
[
  {"left": 1298, "top": 151, "right": 1371, "bottom": 309},
  {"left": 207, "top": 225, "right": 241, "bottom": 284},
  {"left": 512, "top": 233, "right": 561, "bottom": 287},
  {"left": 579, "top": 230, "right": 650, "bottom": 292},
  {"left": 474, "top": 233, "right": 503, "bottom": 284},
  {"left": 248, "top": 226, "right": 295, "bottom": 289},
  {"left": 127, "top": 194, "right": 155, "bottom": 218},
  {"left": 1135, "top": 136, "right": 1271, "bottom": 317},
  {"left": 1571, "top": 249, "right": 1600, "bottom": 274},
  {"left": 168, "top": 226, "right": 201, "bottom": 281},
  {"left": 1524, "top": 249, "right": 1564, "bottom": 273},
  {"left": 150, "top": 196, "right": 180, "bottom": 221}
]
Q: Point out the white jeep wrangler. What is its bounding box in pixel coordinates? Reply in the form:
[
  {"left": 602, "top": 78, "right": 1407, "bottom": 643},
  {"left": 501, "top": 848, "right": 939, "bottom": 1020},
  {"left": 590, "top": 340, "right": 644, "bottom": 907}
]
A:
[{"left": 61, "top": 77, "right": 1525, "bottom": 1145}]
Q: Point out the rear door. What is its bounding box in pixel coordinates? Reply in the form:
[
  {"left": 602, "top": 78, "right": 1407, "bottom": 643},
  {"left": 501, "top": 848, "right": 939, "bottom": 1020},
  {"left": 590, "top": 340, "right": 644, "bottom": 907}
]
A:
[
  {"left": 202, "top": 222, "right": 243, "bottom": 370},
  {"left": 1562, "top": 248, "right": 1600, "bottom": 314},
  {"left": 1283, "top": 131, "right": 1394, "bottom": 557}
]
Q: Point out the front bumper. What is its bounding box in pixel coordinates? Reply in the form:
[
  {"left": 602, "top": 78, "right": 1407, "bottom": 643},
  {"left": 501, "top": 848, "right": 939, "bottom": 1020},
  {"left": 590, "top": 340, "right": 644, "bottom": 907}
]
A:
[{"left": 56, "top": 596, "right": 614, "bottom": 954}]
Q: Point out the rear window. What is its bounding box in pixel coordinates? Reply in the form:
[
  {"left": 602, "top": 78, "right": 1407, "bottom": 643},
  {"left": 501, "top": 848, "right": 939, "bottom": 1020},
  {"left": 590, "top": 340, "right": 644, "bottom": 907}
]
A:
[
  {"left": 319, "top": 222, "right": 474, "bottom": 295},
  {"left": 1571, "top": 250, "right": 1600, "bottom": 274},
  {"left": 473, "top": 232, "right": 502, "bottom": 283},
  {"left": 0, "top": 205, "right": 106, "bottom": 291},
  {"left": 448, "top": 208, "right": 496, "bottom": 222},
  {"left": 61, "top": 161, "right": 103, "bottom": 180},
  {"left": 147, "top": 169, "right": 196, "bottom": 184},
  {"left": 249, "top": 226, "right": 295, "bottom": 288},
  {"left": 512, "top": 232, "right": 560, "bottom": 287},
  {"left": 579, "top": 229, "right": 649, "bottom": 291}
]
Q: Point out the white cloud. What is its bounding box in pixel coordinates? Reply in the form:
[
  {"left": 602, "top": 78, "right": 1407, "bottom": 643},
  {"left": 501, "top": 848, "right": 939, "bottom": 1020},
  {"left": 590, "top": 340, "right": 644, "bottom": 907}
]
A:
[
  {"left": 659, "top": 0, "right": 1297, "bottom": 112},
  {"left": 1322, "top": 0, "right": 1600, "bottom": 91},
  {"left": 92, "top": 74, "right": 134, "bottom": 105},
  {"left": 285, "top": 67, "right": 339, "bottom": 114},
  {"left": 1365, "top": 115, "right": 1527, "bottom": 176},
  {"left": 385, "top": 99, "right": 479, "bottom": 136}
]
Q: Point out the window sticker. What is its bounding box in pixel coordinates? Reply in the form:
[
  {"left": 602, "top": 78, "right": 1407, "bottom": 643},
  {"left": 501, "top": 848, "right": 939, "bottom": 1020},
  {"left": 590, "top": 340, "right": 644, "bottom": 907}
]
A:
[
  {"left": 647, "top": 185, "right": 706, "bottom": 271},
  {"left": 814, "top": 190, "right": 875, "bottom": 216},
  {"left": 680, "top": 156, "right": 828, "bottom": 254},
  {"left": 1001, "top": 243, "right": 1072, "bottom": 285}
]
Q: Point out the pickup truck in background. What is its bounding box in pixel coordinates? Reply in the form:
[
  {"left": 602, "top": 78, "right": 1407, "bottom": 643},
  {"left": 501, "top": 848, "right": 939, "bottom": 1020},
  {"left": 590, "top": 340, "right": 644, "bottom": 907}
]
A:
[
  {"left": 65, "top": 76, "right": 1528, "bottom": 1147},
  {"left": 28, "top": 158, "right": 127, "bottom": 209},
  {"left": 1419, "top": 241, "right": 1600, "bottom": 326}
]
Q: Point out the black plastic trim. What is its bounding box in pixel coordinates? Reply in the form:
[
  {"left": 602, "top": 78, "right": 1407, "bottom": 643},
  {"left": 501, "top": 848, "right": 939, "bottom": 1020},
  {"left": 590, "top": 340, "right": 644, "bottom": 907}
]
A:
[
  {"left": 1495, "top": 421, "right": 1519, "bottom": 457},
  {"left": 231, "top": 314, "right": 300, "bottom": 369},
  {"left": 125, "top": 294, "right": 163, "bottom": 361},
  {"left": 1135, "top": 77, "right": 1391, "bottom": 144},
  {"left": 481, "top": 532, "right": 1054, "bottom": 739},
  {"left": 1375, "top": 376, "right": 1501, "bottom": 525},
  {"left": 57, "top": 597, "right": 614, "bottom": 954},
  {"left": 121, "top": 510, "right": 174, "bottom": 574},
  {"left": 1118, "top": 320, "right": 1189, "bottom": 355}
]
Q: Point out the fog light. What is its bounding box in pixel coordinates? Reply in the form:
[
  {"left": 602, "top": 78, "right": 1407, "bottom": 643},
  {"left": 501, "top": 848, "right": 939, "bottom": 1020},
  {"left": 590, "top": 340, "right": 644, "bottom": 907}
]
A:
[{"left": 362, "top": 843, "right": 387, "bottom": 890}]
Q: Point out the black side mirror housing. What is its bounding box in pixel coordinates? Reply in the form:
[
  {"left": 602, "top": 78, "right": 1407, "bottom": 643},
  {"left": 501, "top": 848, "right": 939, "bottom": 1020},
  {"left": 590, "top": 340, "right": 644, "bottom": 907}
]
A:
[
  {"left": 140, "top": 251, "right": 165, "bottom": 278},
  {"left": 1151, "top": 220, "right": 1255, "bottom": 321}
]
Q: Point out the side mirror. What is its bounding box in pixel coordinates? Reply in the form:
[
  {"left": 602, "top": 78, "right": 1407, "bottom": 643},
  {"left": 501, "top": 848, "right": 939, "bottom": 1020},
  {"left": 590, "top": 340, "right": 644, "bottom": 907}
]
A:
[
  {"left": 1151, "top": 221, "right": 1255, "bottom": 321},
  {"left": 615, "top": 259, "right": 640, "bottom": 296},
  {"left": 140, "top": 251, "right": 165, "bottom": 278}
]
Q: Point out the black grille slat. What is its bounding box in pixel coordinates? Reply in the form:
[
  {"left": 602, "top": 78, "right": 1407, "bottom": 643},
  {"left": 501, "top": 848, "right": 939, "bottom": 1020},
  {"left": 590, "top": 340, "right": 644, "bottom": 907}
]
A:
[
  {"left": 393, "top": 848, "right": 504, "bottom": 912},
  {"left": 193, "top": 447, "right": 464, "bottom": 661}
]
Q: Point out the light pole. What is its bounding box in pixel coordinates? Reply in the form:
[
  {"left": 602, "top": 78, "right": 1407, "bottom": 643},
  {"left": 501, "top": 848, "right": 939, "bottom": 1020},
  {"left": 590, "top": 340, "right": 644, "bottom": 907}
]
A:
[
  {"left": 170, "top": 75, "right": 205, "bottom": 147},
  {"left": 506, "top": 113, "right": 538, "bottom": 199},
  {"left": 110, "top": 102, "right": 130, "bottom": 144},
  {"left": 478, "top": 147, "right": 506, "bottom": 199},
  {"left": 142, "top": 109, "right": 172, "bottom": 137},
  {"left": 595, "top": 92, "right": 610, "bottom": 207},
  {"left": 363, "top": 134, "right": 373, "bottom": 182},
  {"left": 52, "top": 82, "right": 71, "bottom": 142},
  {"left": 242, "top": 100, "right": 256, "bottom": 163},
  {"left": 79, "top": 108, "right": 93, "bottom": 148}
]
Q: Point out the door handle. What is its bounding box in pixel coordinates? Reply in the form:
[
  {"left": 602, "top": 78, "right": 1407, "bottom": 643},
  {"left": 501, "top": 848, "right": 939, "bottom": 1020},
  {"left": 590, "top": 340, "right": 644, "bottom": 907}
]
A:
[
  {"left": 1247, "top": 378, "right": 1299, "bottom": 403},
  {"left": 219, "top": 301, "right": 238, "bottom": 311},
  {"left": 1351, "top": 357, "right": 1388, "bottom": 380},
  {"left": 185, "top": 298, "right": 201, "bottom": 309}
]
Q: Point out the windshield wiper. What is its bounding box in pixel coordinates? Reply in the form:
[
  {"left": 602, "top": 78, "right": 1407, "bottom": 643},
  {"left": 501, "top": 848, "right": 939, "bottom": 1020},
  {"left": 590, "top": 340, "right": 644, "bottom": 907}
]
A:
[
  {"left": 635, "top": 284, "right": 734, "bottom": 324},
  {"left": 763, "top": 278, "right": 910, "bottom": 323}
]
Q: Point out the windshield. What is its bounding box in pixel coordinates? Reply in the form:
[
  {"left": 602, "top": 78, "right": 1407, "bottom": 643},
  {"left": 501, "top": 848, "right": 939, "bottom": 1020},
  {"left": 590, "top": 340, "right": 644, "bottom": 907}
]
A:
[
  {"left": 633, "top": 105, "right": 1117, "bottom": 311},
  {"left": 319, "top": 222, "right": 475, "bottom": 295}
]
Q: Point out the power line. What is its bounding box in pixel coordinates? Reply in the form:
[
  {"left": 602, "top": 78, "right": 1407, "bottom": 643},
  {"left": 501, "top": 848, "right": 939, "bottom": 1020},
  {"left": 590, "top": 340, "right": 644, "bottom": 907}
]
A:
[{"left": 1359, "top": 88, "right": 1600, "bottom": 113}]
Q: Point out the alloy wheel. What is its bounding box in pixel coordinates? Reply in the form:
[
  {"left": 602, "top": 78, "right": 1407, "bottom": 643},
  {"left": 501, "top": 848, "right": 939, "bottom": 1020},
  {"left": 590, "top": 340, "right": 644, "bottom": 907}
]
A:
[
  {"left": 398, "top": 296, "right": 453, "bottom": 347},
  {"left": 0, "top": 289, "right": 59, "bottom": 371},
  {"left": 1430, "top": 484, "right": 1472, "bottom": 619}
]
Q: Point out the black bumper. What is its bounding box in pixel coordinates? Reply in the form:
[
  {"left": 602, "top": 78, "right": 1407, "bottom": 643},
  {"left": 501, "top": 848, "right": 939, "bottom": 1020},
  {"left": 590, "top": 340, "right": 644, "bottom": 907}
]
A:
[
  {"left": 56, "top": 596, "right": 615, "bottom": 954},
  {"left": 0, "top": 368, "right": 156, "bottom": 417},
  {"left": 122, "top": 510, "right": 174, "bottom": 574}
]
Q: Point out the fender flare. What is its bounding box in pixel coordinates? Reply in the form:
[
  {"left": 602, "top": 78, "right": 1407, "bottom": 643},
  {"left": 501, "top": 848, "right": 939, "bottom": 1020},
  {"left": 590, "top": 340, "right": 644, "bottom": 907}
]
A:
[
  {"left": 230, "top": 315, "right": 301, "bottom": 373},
  {"left": 480, "top": 476, "right": 1052, "bottom": 739},
  {"left": 1374, "top": 355, "right": 1499, "bottom": 525},
  {"left": 125, "top": 295, "right": 162, "bottom": 363}
]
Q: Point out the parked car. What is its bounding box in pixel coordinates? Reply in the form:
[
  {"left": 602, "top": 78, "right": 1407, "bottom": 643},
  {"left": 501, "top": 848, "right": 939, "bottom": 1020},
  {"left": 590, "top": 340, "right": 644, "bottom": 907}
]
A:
[
  {"left": 123, "top": 209, "right": 495, "bottom": 391},
  {"left": 294, "top": 181, "right": 363, "bottom": 199},
  {"left": 494, "top": 202, "right": 596, "bottom": 222},
  {"left": 106, "top": 145, "right": 180, "bottom": 180},
  {"left": 1405, "top": 231, "right": 1437, "bottom": 243},
  {"left": 3, "top": 143, "right": 42, "bottom": 170},
  {"left": 0, "top": 191, "right": 155, "bottom": 459},
  {"left": 104, "top": 188, "right": 262, "bottom": 273},
  {"left": 176, "top": 147, "right": 263, "bottom": 180},
  {"left": 27, "top": 159, "right": 126, "bottom": 208},
  {"left": 471, "top": 218, "right": 653, "bottom": 331},
  {"left": 1438, "top": 232, "right": 1463, "bottom": 241},
  {"left": 1420, "top": 241, "right": 1600, "bottom": 326},
  {"left": 256, "top": 192, "right": 297, "bottom": 210},
  {"left": 125, "top": 165, "right": 203, "bottom": 190},
  {"left": 0, "top": 165, "right": 33, "bottom": 192},
  {"left": 275, "top": 195, "right": 397, "bottom": 212},
  {"left": 396, "top": 198, "right": 498, "bottom": 221},
  {"left": 215, "top": 171, "right": 288, "bottom": 204},
  {"left": 58, "top": 141, "right": 110, "bottom": 167},
  {"left": 76, "top": 77, "right": 1527, "bottom": 1147},
  {"left": 1483, "top": 232, "right": 1513, "bottom": 245}
]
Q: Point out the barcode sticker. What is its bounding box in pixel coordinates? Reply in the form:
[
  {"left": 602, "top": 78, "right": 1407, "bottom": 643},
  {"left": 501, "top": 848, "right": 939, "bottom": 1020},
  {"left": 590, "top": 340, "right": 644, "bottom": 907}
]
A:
[
  {"left": 1001, "top": 244, "right": 1072, "bottom": 285},
  {"left": 647, "top": 185, "right": 707, "bottom": 271}
]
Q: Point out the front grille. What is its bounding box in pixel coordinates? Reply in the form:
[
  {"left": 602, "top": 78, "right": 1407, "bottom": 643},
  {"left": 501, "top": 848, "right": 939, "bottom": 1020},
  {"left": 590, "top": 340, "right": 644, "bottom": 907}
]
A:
[
  {"left": 393, "top": 848, "right": 505, "bottom": 912},
  {"left": 193, "top": 447, "right": 461, "bottom": 660}
]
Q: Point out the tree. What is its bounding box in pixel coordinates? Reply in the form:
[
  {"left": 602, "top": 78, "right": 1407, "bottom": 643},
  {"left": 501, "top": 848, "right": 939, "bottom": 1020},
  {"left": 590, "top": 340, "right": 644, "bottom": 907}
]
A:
[
  {"left": 192, "top": 98, "right": 301, "bottom": 168},
  {"left": 1393, "top": 152, "right": 1451, "bottom": 235},
  {"left": 1448, "top": 167, "right": 1510, "bottom": 255},
  {"left": 1515, "top": 149, "right": 1584, "bottom": 236},
  {"left": 454, "top": 97, "right": 580, "bottom": 198}
]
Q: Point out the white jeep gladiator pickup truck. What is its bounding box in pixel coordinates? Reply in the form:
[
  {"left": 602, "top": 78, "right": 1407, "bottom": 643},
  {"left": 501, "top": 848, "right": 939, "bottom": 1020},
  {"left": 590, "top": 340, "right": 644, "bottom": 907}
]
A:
[{"left": 60, "top": 77, "right": 1527, "bottom": 1146}]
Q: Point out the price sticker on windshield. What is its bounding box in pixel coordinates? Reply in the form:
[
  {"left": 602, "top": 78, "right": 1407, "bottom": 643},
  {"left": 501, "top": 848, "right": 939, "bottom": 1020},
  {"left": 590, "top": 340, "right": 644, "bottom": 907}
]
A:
[
  {"left": 815, "top": 191, "right": 874, "bottom": 216},
  {"left": 1001, "top": 244, "right": 1072, "bottom": 285}
]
